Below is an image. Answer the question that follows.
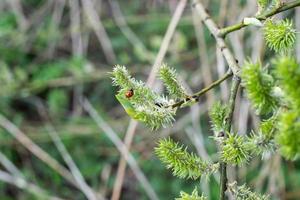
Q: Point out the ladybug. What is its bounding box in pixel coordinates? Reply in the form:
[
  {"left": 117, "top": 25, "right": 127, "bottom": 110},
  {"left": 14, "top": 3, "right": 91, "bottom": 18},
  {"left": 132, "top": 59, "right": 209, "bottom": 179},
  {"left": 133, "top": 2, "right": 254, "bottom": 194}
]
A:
[{"left": 125, "top": 89, "right": 134, "bottom": 98}]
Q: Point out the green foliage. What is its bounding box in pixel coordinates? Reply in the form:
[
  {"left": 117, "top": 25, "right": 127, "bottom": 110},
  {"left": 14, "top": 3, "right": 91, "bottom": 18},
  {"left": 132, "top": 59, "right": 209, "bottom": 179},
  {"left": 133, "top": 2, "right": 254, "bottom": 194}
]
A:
[
  {"left": 0, "top": 12, "right": 25, "bottom": 63},
  {"left": 257, "top": 0, "right": 268, "bottom": 8},
  {"left": 209, "top": 102, "right": 228, "bottom": 133},
  {"left": 0, "top": 62, "right": 14, "bottom": 85},
  {"left": 112, "top": 65, "right": 160, "bottom": 104},
  {"left": 247, "top": 115, "right": 277, "bottom": 156},
  {"left": 159, "top": 64, "right": 187, "bottom": 99},
  {"left": 241, "top": 61, "right": 278, "bottom": 114},
  {"left": 0, "top": 12, "right": 17, "bottom": 37},
  {"left": 228, "top": 182, "right": 269, "bottom": 200},
  {"left": 259, "top": 116, "right": 276, "bottom": 139},
  {"left": 263, "top": 19, "right": 296, "bottom": 52},
  {"left": 221, "top": 133, "right": 251, "bottom": 166},
  {"left": 273, "top": 56, "right": 300, "bottom": 160},
  {"left": 0, "top": 62, "right": 28, "bottom": 96},
  {"left": 111, "top": 65, "right": 135, "bottom": 90},
  {"left": 47, "top": 89, "right": 68, "bottom": 117},
  {"left": 176, "top": 188, "right": 207, "bottom": 200},
  {"left": 112, "top": 65, "right": 176, "bottom": 129},
  {"left": 273, "top": 56, "right": 300, "bottom": 110},
  {"left": 31, "top": 61, "right": 66, "bottom": 83},
  {"left": 276, "top": 111, "right": 300, "bottom": 160},
  {"left": 35, "top": 19, "right": 61, "bottom": 51},
  {"left": 133, "top": 103, "right": 176, "bottom": 129},
  {"left": 116, "top": 93, "right": 175, "bottom": 129},
  {"left": 155, "top": 138, "right": 219, "bottom": 180}
]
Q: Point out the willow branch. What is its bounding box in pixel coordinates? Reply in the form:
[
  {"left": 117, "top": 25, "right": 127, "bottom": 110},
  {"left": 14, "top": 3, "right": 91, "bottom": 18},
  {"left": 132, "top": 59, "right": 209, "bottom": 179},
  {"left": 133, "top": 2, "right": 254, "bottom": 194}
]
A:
[
  {"left": 171, "top": 71, "right": 233, "bottom": 108},
  {"left": 192, "top": 1, "right": 243, "bottom": 199},
  {"left": 192, "top": 0, "right": 240, "bottom": 76},
  {"left": 219, "top": 0, "right": 300, "bottom": 37},
  {"left": 219, "top": 76, "right": 241, "bottom": 200}
]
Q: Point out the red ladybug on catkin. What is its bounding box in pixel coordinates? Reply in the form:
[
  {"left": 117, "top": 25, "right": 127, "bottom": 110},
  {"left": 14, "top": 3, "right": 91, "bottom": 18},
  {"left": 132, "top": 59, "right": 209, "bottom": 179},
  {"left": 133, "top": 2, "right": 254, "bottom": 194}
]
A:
[{"left": 125, "top": 89, "right": 134, "bottom": 98}]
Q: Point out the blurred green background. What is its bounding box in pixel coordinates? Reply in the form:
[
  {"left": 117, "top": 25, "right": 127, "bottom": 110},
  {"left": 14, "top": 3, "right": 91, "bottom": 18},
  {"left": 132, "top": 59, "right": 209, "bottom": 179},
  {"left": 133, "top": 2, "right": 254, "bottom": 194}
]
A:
[{"left": 0, "top": 0, "right": 300, "bottom": 199}]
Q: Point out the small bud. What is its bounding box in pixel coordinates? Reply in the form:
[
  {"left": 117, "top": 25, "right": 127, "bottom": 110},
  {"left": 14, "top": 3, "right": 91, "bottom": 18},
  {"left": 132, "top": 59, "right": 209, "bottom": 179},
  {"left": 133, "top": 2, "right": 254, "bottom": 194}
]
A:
[{"left": 243, "top": 17, "right": 263, "bottom": 27}]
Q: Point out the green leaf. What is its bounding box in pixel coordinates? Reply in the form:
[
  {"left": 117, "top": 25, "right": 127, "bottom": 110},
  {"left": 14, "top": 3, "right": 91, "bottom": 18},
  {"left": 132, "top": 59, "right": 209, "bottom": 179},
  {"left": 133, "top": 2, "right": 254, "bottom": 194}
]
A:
[{"left": 115, "top": 93, "right": 140, "bottom": 120}]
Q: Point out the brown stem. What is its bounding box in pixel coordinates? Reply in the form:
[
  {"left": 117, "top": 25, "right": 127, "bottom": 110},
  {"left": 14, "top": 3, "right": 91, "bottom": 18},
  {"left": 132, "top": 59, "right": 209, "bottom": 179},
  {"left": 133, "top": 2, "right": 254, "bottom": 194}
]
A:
[{"left": 170, "top": 71, "right": 233, "bottom": 108}]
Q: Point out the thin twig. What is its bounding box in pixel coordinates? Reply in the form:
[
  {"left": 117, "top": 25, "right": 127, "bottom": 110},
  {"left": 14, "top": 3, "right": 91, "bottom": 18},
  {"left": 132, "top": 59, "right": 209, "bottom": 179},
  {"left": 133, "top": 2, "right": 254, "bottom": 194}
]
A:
[
  {"left": 0, "top": 114, "right": 80, "bottom": 188},
  {"left": 82, "top": 98, "right": 159, "bottom": 200},
  {"left": 219, "top": 0, "right": 300, "bottom": 37},
  {"left": 34, "top": 100, "right": 101, "bottom": 200},
  {"left": 0, "top": 151, "right": 65, "bottom": 199},
  {"left": 0, "top": 170, "right": 64, "bottom": 200},
  {"left": 109, "top": 0, "right": 155, "bottom": 62},
  {"left": 147, "top": 0, "right": 188, "bottom": 86},
  {"left": 0, "top": 151, "right": 23, "bottom": 178},
  {"left": 170, "top": 71, "right": 233, "bottom": 108},
  {"left": 192, "top": 0, "right": 240, "bottom": 76},
  {"left": 81, "top": 0, "right": 116, "bottom": 64},
  {"left": 44, "top": 0, "right": 66, "bottom": 58},
  {"left": 69, "top": 0, "right": 83, "bottom": 56}
]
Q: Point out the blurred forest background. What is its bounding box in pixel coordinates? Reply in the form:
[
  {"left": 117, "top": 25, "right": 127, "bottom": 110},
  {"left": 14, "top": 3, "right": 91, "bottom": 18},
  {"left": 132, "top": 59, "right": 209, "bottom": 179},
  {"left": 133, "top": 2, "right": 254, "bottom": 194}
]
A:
[{"left": 0, "top": 0, "right": 300, "bottom": 199}]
